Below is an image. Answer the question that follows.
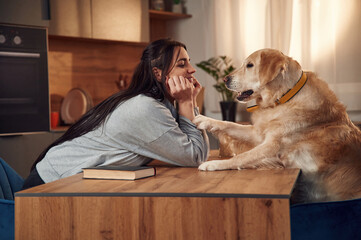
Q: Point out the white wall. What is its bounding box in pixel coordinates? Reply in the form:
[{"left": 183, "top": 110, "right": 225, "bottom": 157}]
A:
[
  {"left": 165, "top": 0, "right": 207, "bottom": 81},
  {"left": 166, "top": 0, "right": 226, "bottom": 120}
]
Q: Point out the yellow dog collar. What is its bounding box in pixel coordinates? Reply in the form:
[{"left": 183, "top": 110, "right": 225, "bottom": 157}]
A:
[{"left": 246, "top": 71, "right": 308, "bottom": 113}]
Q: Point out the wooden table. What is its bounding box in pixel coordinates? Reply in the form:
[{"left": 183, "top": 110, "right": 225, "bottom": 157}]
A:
[{"left": 15, "top": 166, "right": 300, "bottom": 240}]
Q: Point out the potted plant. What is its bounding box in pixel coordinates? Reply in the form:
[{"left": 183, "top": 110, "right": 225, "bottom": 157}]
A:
[{"left": 196, "top": 56, "right": 237, "bottom": 121}]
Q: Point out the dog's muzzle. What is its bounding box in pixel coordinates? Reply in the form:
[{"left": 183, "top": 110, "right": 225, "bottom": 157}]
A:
[
  {"left": 237, "top": 90, "right": 254, "bottom": 101},
  {"left": 224, "top": 75, "right": 232, "bottom": 83},
  {"left": 224, "top": 75, "right": 233, "bottom": 88}
]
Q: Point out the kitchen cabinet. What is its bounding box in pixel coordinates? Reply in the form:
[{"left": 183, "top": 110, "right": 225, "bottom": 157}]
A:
[
  {"left": 48, "top": 0, "right": 92, "bottom": 38},
  {"left": 0, "top": 131, "right": 64, "bottom": 179},
  {"left": 0, "top": 0, "right": 49, "bottom": 27},
  {"left": 92, "top": 0, "right": 149, "bottom": 42},
  {"left": 49, "top": 0, "right": 149, "bottom": 42}
]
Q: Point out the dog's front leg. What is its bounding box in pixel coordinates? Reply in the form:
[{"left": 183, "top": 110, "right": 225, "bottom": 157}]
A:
[
  {"left": 193, "top": 115, "right": 258, "bottom": 143},
  {"left": 198, "top": 159, "right": 239, "bottom": 171},
  {"left": 199, "top": 137, "right": 283, "bottom": 171},
  {"left": 192, "top": 115, "right": 229, "bottom": 132}
]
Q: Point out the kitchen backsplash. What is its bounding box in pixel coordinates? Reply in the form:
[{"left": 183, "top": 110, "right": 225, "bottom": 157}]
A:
[{"left": 48, "top": 35, "right": 147, "bottom": 111}]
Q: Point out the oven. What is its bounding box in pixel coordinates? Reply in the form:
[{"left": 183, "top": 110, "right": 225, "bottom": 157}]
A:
[{"left": 0, "top": 24, "right": 49, "bottom": 135}]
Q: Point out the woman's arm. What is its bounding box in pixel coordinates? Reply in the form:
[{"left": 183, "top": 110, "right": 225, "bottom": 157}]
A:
[
  {"left": 167, "top": 76, "right": 209, "bottom": 164},
  {"left": 108, "top": 95, "right": 209, "bottom": 166},
  {"left": 167, "top": 76, "right": 198, "bottom": 121}
]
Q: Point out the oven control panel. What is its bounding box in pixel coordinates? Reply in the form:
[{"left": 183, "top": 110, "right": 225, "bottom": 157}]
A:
[
  {"left": 0, "top": 24, "right": 46, "bottom": 50},
  {"left": 0, "top": 34, "right": 5, "bottom": 44},
  {"left": 0, "top": 34, "right": 22, "bottom": 45},
  {"left": 0, "top": 28, "right": 23, "bottom": 47}
]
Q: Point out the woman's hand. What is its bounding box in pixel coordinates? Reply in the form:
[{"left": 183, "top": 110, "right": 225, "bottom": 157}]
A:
[
  {"left": 167, "top": 76, "right": 196, "bottom": 120},
  {"left": 167, "top": 76, "right": 194, "bottom": 104},
  {"left": 190, "top": 77, "right": 202, "bottom": 103}
]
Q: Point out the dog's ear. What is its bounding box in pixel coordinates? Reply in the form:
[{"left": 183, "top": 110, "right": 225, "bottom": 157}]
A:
[{"left": 259, "top": 51, "right": 288, "bottom": 85}]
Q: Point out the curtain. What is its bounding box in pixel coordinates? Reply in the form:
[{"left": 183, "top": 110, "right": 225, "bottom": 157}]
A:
[
  {"left": 289, "top": 0, "right": 361, "bottom": 118},
  {"left": 202, "top": 0, "right": 361, "bottom": 121}
]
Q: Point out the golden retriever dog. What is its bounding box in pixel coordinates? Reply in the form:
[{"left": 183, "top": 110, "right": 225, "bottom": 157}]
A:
[{"left": 193, "top": 49, "right": 361, "bottom": 203}]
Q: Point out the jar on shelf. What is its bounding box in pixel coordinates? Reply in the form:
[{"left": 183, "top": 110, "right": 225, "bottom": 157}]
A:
[
  {"left": 151, "top": 0, "right": 164, "bottom": 11},
  {"left": 172, "top": 0, "right": 182, "bottom": 13}
]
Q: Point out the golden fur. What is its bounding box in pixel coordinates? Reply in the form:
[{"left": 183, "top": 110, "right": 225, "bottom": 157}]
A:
[{"left": 193, "top": 49, "right": 361, "bottom": 203}]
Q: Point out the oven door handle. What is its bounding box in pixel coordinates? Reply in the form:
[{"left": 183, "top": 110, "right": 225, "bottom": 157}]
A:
[{"left": 0, "top": 51, "right": 40, "bottom": 58}]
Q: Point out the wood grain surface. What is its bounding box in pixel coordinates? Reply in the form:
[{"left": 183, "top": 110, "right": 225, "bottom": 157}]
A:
[
  {"left": 16, "top": 196, "right": 290, "bottom": 240},
  {"left": 16, "top": 166, "right": 299, "bottom": 240},
  {"left": 17, "top": 167, "right": 299, "bottom": 197}
]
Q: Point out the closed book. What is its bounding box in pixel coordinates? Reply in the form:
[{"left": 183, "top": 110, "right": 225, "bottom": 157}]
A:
[{"left": 82, "top": 166, "right": 156, "bottom": 180}]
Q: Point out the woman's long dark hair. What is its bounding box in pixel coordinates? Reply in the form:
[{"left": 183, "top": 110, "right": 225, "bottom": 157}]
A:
[{"left": 31, "top": 38, "right": 186, "bottom": 170}]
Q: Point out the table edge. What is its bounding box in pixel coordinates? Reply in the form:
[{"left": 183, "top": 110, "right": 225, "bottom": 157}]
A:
[{"left": 15, "top": 191, "right": 292, "bottom": 199}]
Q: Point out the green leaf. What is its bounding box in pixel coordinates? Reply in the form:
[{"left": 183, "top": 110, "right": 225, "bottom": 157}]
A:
[{"left": 196, "top": 55, "right": 237, "bottom": 101}]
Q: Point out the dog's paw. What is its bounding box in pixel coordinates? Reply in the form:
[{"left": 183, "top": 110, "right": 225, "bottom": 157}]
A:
[
  {"left": 192, "top": 115, "right": 219, "bottom": 132},
  {"left": 198, "top": 160, "right": 223, "bottom": 171},
  {"left": 192, "top": 115, "right": 212, "bottom": 130}
]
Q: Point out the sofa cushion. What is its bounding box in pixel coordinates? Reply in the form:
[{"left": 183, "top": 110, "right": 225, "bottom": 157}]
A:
[{"left": 291, "top": 198, "right": 361, "bottom": 240}]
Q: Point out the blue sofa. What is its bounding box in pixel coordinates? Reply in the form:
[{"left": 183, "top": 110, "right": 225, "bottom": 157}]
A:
[
  {"left": 291, "top": 197, "right": 361, "bottom": 240},
  {"left": 0, "top": 158, "right": 24, "bottom": 240}
]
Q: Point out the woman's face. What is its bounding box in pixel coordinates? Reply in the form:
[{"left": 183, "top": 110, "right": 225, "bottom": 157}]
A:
[
  {"left": 153, "top": 46, "right": 197, "bottom": 102},
  {"left": 167, "top": 47, "right": 196, "bottom": 80}
]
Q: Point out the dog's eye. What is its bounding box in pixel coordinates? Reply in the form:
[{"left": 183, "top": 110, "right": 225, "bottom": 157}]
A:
[{"left": 246, "top": 63, "right": 254, "bottom": 68}]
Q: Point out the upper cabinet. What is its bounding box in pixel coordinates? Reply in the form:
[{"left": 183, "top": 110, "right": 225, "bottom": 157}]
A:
[
  {"left": 92, "top": 0, "right": 149, "bottom": 42},
  {"left": 0, "top": 0, "right": 50, "bottom": 27},
  {"left": 48, "top": 0, "right": 149, "bottom": 42},
  {"left": 48, "top": 0, "right": 92, "bottom": 38}
]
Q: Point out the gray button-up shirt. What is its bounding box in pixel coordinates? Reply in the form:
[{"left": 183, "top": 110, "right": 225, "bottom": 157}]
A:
[{"left": 37, "top": 94, "right": 209, "bottom": 183}]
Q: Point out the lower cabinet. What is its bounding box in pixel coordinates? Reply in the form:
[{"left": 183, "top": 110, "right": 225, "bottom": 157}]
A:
[{"left": 0, "top": 131, "right": 64, "bottom": 179}]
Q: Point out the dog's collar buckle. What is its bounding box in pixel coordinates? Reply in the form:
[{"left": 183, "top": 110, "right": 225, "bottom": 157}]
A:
[{"left": 247, "top": 71, "right": 308, "bottom": 112}]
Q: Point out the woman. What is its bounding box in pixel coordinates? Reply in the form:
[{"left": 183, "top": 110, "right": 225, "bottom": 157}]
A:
[{"left": 22, "top": 38, "right": 209, "bottom": 189}]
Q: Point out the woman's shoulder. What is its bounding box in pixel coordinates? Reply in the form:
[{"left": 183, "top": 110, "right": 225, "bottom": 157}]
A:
[
  {"left": 105, "top": 94, "right": 176, "bottom": 136},
  {"left": 131, "top": 94, "right": 158, "bottom": 104},
  {"left": 127, "top": 94, "right": 164, "bottom": 110},
  {"left": 113, "top": 94, "right": 170, "bottom": 118}
]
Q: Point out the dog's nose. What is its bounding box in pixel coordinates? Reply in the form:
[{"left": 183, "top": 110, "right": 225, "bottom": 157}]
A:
[{"left": 224, "top": 76, "right": 232, "bottom": 83}]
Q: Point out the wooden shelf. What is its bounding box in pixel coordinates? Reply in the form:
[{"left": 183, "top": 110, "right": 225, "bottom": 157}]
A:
[
  {"left": 149, "top": 10, "right": 192, "bottom": 20},
  {"left": 149, "top": 10, "right": 192, "bottom": 42}
]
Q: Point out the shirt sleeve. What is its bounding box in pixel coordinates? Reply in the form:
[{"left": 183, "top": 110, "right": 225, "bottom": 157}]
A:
[
  {"left": 105, "top": 96, "right": 209, "bottom": 167},
  {"left": 141, "top": 115, "right": 210, "bottom": 166}
]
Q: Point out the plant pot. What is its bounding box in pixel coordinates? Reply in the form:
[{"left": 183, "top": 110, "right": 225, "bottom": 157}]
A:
[{"left": 220, "top": 101, "right": 237, "bottom": 122}]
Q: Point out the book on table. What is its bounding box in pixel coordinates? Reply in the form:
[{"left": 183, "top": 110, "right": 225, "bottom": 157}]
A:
[{"left": 82, "top": 165, "right": 156, "bottom": 180}]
